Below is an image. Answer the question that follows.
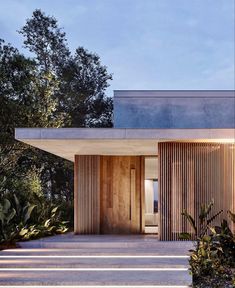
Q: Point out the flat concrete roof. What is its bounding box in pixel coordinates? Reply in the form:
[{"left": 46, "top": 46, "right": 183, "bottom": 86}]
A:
[{"left": 15, "top": 128, "right": 235, "bottom": 162}]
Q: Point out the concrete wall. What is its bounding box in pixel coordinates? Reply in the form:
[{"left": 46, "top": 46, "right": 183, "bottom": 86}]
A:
[{"left": 114, "top": 90, "right": 235, "bottom": 128}]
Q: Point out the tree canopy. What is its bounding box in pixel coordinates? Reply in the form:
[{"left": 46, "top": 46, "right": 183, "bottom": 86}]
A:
[{"left": 0, "top": 9, "right": 113, "bottom": 227}]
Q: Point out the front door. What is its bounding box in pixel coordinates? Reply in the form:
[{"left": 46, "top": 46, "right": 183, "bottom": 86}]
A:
[{"left": 100, "top": 156, "right": 142, "bottom": 234}]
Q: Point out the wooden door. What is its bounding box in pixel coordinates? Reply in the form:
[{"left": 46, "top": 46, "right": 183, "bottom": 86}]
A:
[{"left": 100, "top": 156, "right": 142, "bottom": 234}]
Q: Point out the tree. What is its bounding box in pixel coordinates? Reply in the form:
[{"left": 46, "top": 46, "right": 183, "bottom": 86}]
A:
[
  {"left": 19, "top": 9, "right": 70, "bottom": 73},
  {"left": 0, "top": 38, "right": 66, "bottom": 203},
  {"left": 0, "top": 39, "right": 33, "bottom": 177},
  {"left": 19, "top": 9, "right": 113, "bottom": 127},
  {"left": 59, "top": 47, "right": 113, "bottom": 127},
  {"left": 16, "top": 9, "right": 113, "bottom": 202},
  {"left": 1, "top": 9, "right": 113, "bottom": 229}
]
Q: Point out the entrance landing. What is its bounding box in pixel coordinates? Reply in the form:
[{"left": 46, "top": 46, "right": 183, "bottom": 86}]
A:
[{"left": 0, "top": 233, "right": 193, "bottom": 287}]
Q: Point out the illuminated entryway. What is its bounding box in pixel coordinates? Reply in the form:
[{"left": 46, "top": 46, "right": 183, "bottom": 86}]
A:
[{"left": 144, "top": 157, "right": 158, "bottom": 234}]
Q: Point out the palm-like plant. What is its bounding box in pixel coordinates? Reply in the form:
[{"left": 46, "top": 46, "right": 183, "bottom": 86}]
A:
[{"left": 179, "top": 199, "right": 223, "bottom": 241}]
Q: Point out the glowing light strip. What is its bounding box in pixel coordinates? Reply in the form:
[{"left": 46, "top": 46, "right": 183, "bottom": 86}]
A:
[
  {"left": 0, "top": 267, "right": 188, "bottom": 271},
  {"left": 0, "top": 255, "right": 189, "bottom": 258}
]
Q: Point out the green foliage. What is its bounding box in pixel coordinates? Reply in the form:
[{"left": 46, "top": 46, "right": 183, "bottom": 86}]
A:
[
  {"left": 180, "top": 201, "right": 235, "bottom": 288},
  {"left": 228, "top": 210, "right": 235, "bottom": 223},
  {"left": 0, "top": 8, "right": 113, "bottom": 244},
  {"left": 0, "top": 199, "right": 16, "bottom": 242},
  {"left": 180, "top": 199, "right": 223, "bottom": 240},
  {"left": 0, "top": 8, "right": 112, "bottom": 207},
  {"left": 12, "top": 194, "right": 36, "bottom": 226},
  {"left": 0, "top": 195, "right": 69, "bottom": 246},
  {"left": 18, "top": 9, "right": 113, "bottom": 128},
  {"left": 58, "top": 47, "right": 113, "bottom": 127},
  {"left": 189, "top": 220, "right": 235, "bottom": 287},
  {"left": 19, "top": 9, "right": 70, "bottom": 72},
  {"left": 18, "top": 205, "right": 68, "bottom": 241}
]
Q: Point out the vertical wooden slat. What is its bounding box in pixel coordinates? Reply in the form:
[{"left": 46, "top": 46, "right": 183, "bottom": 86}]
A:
[
  {"left": 162, "top": 142, "right": 166, "bottom": 240},
  {"left": 166, "top": 143, "right": 169, "bottom": 240},
  {"left": 158, "top": 150, "right": 161, "bottom": 239},
  {"left": 74, "top": 155, "right": 100, "bottom": 234},
  {"left": 130, "top": 168, "right": 136, "bottom": 224},
  {"left": 140, "top": 156, "right": 145, "bottom": 233},
  {"left": 158, "top": 142, "right": 235, "bottom": 240},
  {"left": 74, "top": 156, "right": 78, "bottom": 234}
]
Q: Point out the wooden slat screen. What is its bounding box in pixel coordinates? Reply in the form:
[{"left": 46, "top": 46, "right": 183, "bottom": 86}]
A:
[
  {"left": 159, "top": 142, "right": 235, "bottom": 241},
  {"left": 74, "top": 155, "right": 100, "bottom": 234}
]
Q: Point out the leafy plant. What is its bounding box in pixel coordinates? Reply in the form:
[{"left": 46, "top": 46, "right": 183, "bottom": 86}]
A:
[
  {"left": 12, "top": 194, "right": 36, "bottom": 226},
  {"left": 179, "top": 199, "right": 223, "bottom": 241},
  {"left": 228, "top": 210, "right": 235, "bottom": 223},
  {"left": 18, "top": 205, "right": 68, "bottom": 241},
  {"left": 210, "top": 219, "right": 235, "bottom": 268},
  {"left": 0, "top": 199, "right": 16, "bottom": 243},
  {"left": 0, "top": 195, "right": 69, "bottom": 247},
  {"left": 179, "top": 200, "right": 235, "bottom": 288}
]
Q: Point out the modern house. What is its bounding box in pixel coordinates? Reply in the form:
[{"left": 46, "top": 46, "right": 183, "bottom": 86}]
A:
[{"left": 15, "top": 90, "right": 235, "bottom": 240}]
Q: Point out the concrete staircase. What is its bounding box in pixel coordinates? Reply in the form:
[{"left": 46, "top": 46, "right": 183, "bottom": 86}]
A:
[{"left": 0, "top": 233, "right": 192, "bottom": 287}]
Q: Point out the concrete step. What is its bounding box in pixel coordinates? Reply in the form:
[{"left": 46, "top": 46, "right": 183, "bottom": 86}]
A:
[
  {"left": 1, "top": 248, "right": 191, "bottom": 256},
  {"left": 17, "top": 234, "right": 193, "bottom": 253},
  {"left": 0, "top": 270, "right": 191, "bottom": 286},
  {"left": 17, "top": 243, "right": 193, "bottom": 256},
  {"left": 0, "top": 234, "right": 192, "bottom": 286},
  {"left": 18, "top": 240, "right": 192, "bottom": 248},
  {"left": 0, "top": 248, "right": 192, "bottom": 258},
  {"left": 0, "top": 256, "right": 189, "bottom": 268}
]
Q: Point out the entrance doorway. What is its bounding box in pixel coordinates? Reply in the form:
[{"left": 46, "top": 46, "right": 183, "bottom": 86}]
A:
[{"left": 144, "top": 157, "right": 158, "bottom": 234}]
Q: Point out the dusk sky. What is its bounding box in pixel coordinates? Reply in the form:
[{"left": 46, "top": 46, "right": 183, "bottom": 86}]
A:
[{"left": 0, "top": 0, "right": 234, "bottom": 97}]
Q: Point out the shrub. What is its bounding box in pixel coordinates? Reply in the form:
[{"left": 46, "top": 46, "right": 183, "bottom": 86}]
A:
[
  {"left": 180, "top": 200, "right": 235, "bottom": 288},
  {"left": 0, "top": 199, "right": 16, "bottom": 244},
  {"left": 0, "top": 194, "right": 69, "bottom": 247}
]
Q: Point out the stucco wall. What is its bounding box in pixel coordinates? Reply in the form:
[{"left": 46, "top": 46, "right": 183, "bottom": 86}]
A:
[{"left": 114, "top": 90, "right": 235, "bottom": 128}]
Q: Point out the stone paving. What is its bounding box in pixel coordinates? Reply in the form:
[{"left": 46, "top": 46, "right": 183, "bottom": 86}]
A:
[{"left": 0, "top": 233, "right": 193, "bottom": 287}]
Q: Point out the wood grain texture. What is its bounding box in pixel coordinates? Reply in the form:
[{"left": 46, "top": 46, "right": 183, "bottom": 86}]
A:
[
  {"left": 100, "top": 156, "right": 142, "bottom": 234},
  {"left": 159, "top": 142, "right": 235, "bottom": 240},
  {"left": 74, "top": 155, "right": 143, "bottom": 234},
  {"left": 74, "top": 155, "right": 100, "bottom": 234},
  {"left": 140, "top": 156, "right": 145, "bottom": 233}
]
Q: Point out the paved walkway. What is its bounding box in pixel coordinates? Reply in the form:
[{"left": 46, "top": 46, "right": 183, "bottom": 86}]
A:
[{"left": 0, "top": 233, "right": 193, "bottom": 287}]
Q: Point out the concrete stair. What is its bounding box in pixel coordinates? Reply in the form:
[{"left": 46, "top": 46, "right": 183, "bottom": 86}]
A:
[{"left": 0, "top": 234, "right": 192, "bottom": 287}]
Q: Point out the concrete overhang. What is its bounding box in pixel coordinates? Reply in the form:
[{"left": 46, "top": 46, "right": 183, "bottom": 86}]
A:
[{"left": 15, "top": 128, "right": 235, "bottom": 162}]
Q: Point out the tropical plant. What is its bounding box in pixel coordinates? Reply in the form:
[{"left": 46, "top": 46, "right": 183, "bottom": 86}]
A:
[
  {"left": 180, "top": 200, "right": 235, "bottom": 288},
  {"left": 18, "top": 206, "right": 68, "bottom": 241},
  {"left": 0, "top": 199, "right": 16, "bottom": 243},
  {"left": 12, "top": 194, "right": 36, "bottom": 226},
  {"left": 0, "top": 195, "right": 69, "bottom": 247},
  {"left": 179, "top": 199, "right": 223, "bottom": 241}
]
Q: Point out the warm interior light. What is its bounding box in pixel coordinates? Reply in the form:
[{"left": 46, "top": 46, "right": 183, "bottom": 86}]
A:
[{"left": 219, "top": 139, "right": 235, "bottom": 143}]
